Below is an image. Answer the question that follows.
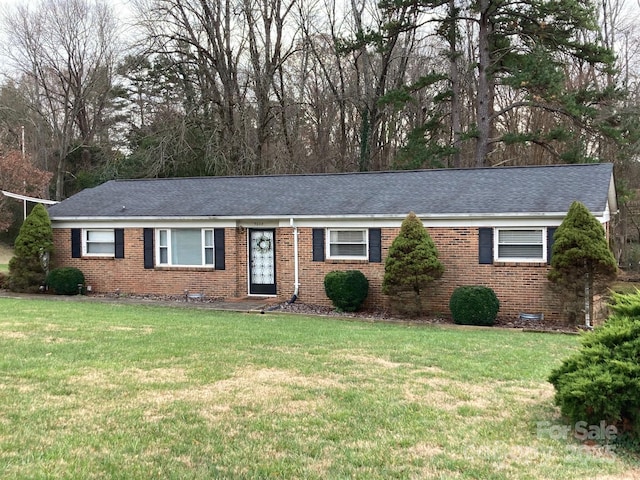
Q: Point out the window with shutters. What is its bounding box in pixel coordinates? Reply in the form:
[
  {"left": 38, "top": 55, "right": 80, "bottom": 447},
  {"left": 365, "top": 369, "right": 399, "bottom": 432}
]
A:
[
  {"left": 83, "top": 229, "right": 115, "bottom": 256},
  {"left": 495, "top": 228, "right": 546, "bottom": 262},
  {"left": 156, "top": 228, "right": 215, "bottom": 267},
  {"left": 327, "top": 229, "right": 368, "bottom": 260}
]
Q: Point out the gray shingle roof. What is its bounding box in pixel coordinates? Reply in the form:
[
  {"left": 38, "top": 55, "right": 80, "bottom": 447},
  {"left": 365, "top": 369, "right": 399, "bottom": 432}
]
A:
[{"left": 47, "top": 163, "right": 615, "bottom": 219}]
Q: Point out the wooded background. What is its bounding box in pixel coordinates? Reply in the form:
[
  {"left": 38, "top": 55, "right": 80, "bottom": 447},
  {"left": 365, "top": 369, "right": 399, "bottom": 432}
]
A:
[{"left": 0, "top": 0, "right": 639, "bottom": 265}]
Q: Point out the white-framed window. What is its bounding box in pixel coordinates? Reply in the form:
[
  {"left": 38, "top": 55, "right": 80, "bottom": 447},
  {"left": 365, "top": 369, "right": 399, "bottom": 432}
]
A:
[
  {"left": 156, "top": 228, "right": 215, "bottom": 267},
  {"left": 83, "top": 229, "right": 115, "bottom": 256},
  {"left": 327, "top": 229, "right": 368, "bottom": 259},
  {"left": 495, "top": 228, "right": 546, "bottom": 262}
]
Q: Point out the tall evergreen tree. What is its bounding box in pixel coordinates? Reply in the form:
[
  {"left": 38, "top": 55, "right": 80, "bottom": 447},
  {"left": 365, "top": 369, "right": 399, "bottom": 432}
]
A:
[
  {"left": 8, "top": 203, "right": 54, "bottom": 293},
  {"left": 548, "top": 201, "right": 617, "bottom": 327},
  {"left": 383, "top": 212, "right": 444, "bottom": 315},
  {"left": 472, "top": 0, "right": 619, "bottom": 166},
  {"left": 374, "top": 0, "right": 619, "bottom": 168}
]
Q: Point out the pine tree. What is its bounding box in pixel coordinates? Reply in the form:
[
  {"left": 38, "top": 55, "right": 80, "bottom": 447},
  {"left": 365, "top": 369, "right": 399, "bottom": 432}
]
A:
[
  {"left": 383, "top": 212, "right": 444, "bottom": 315},
  {"left": 548, "top": 201, "right": 617, "bottom": 327},
  {"left": 371, "top": 0, "right": 619, "bottom": 168},
  {"left": 8, "top": 204, "right": 54, "bottom": 293}
]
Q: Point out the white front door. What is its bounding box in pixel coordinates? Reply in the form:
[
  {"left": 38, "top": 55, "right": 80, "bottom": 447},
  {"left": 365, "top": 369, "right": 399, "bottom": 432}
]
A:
[{"left": 248, "top": 229, "right": 276, "bottom": 295}]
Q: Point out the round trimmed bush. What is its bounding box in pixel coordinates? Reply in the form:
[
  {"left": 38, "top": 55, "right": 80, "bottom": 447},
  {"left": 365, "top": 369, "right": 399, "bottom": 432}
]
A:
[
  {"left": 46, "top": 267, "right": 85, "bottom": 295},
  {"left": 449, "top": 285, "right": 500, "bottom": 326},
  {"left": 324, "top": 270, "right": 369, "bottom": 312}
]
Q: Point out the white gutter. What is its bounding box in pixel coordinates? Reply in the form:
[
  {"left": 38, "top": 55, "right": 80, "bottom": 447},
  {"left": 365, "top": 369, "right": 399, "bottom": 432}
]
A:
[
  {"left": 48, "top": 212, "right": 583, "bottom": 222},
  {"left": 289, "top": 217, "right": 300, "bottom": 303},
  {"left": 46, "top": 209, "right": 608, "bottom": 222}
]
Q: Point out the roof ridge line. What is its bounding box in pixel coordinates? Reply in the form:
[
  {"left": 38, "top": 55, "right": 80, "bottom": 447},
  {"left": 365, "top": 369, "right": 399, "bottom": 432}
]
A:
[{"left": 110, "top": 162, "right": 611, "bottom": 183}]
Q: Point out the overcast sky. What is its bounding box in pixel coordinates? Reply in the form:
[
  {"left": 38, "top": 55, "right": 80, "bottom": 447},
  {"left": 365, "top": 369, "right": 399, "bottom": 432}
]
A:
[
  {"left": 0, "top": 0, "right": 134, "bottom": 21},
  {"left": 0, "top": 0, "right": 132, "bottom": 7}
]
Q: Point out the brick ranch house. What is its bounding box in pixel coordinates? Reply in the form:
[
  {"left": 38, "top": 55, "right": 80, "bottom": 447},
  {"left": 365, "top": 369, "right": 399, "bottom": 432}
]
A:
[{"left": 46, "top": 163, "right": 617, "bottom": 322}]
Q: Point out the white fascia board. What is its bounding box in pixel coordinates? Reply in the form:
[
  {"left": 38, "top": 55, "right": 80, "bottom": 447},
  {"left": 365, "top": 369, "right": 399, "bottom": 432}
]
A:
[
  {"left": 51, "top": 210, "right": 610, "bottom": 230},
  {"left": 609, "top": 173, "right": 618, "bottom": 213},
  {"left": 290, "top": 210, "right": 613, "bottom": 227},
  {"left": 602, "top": 203, "right": 612, "bottom": 223},
  {"left": 280, "top": 212, "right": 578, "bottom": 228},
  {"left": 51, "top": 217, "right": 238, "bottom": 229},
  {"left": 293, "top": 218, "right": 567, "bottom": 228}
]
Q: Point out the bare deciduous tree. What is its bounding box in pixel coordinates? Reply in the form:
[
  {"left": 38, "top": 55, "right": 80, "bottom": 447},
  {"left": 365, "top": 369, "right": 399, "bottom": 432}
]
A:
[
  {"left": 2, "top": 0, "right": 121, "bottom": 200},
  {"left": 131, "top": 0, "right": 298, "bottom": 176}
]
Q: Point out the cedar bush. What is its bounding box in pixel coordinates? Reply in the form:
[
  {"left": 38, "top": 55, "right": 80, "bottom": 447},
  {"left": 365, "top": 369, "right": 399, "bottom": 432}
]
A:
[
  {"left": 548, "top": 201, "right": 617, "bottom": 326},
  {"left": 46, "top": 267, "right": 85, "bottom": 295},
  {"left": 383, "top": 212, "right": 444, "bottom": 316},
  {"left": 8, "top": 203, "right": 54, "bottom": 293},
  {"left": 324, "top": 270, "right": 369, "bottom": 312},
  {"left": 449, "top": 285, "right": 500, "bottom": 326},
  {"left": 548, "top": 289, "right": 640, "bottom": 446}
]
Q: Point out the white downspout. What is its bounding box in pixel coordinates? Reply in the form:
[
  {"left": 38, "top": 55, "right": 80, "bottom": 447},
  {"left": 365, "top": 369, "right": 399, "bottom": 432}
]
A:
[{"left": 289, "top": 218, "right": 299, "bottom": 303}]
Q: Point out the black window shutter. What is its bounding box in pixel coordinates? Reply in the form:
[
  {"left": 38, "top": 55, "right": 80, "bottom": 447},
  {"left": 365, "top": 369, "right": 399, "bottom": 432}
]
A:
[
  {"left": 71, "top": 228, "right": 81, "bottom": 258},
  {"left": 214, "top": 228, "right": 225, "bottom": 270},
  {"left": 478, "top": 228, "right": 493, "bottom": 264},
  {"left": 114, "top": 229, "right": 125, "bottom": 258},
  {"left": 143, "top": 228, "right": 154, "bottom": 269},
  {"left": 312, "top": 228, "right": 325, "bottom": 261},
  {"left": 369, "top": 228, "right": 382, "bottom": 262},
  {"left": 547, "top": 227, "right": 557, "bottom": 265}
]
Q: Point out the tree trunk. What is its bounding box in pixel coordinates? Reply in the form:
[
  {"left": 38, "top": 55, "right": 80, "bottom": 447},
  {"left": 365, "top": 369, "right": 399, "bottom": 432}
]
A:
[
  {"left": 475, "top": 0, "right": 494, "bottom": 168},
  {"left": 359, "top": 109, "right": 371, "bottom": 172},
  {"left": 448, "top": 0, "right": 462, "bottom": 168}
]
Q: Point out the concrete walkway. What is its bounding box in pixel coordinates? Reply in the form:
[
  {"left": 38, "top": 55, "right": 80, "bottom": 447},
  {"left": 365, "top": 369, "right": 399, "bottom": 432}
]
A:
[{"left": 0, "top": 291, "right": 278, "bottom": 313}]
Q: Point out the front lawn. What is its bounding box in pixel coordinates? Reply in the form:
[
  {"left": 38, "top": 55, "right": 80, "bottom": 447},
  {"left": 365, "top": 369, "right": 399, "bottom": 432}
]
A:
[{"left": 0, "top": 298, "right": 636, "bottom": 479}]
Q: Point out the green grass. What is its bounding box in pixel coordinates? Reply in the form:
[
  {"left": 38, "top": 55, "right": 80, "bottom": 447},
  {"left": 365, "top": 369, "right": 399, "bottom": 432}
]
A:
[{"left": 0, "top": 298, "right": 637, "bottom": 479}]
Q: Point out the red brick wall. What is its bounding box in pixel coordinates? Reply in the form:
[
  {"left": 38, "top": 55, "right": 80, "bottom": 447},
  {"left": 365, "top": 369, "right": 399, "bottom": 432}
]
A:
[
  {"left": 52, "top": 228, "right": 241, "bottom": 298},
  {"left": 428, "top": 227, "right": 563, "bottom": 320},
  {"left": 52, "top": 225, "right": 565, "bottom": 320},
  {"left": 291, "top": 227, "right": 388, "bottom": 310},
  {"left": 291, "top": 227, "right": 563, "bottom": 320}
]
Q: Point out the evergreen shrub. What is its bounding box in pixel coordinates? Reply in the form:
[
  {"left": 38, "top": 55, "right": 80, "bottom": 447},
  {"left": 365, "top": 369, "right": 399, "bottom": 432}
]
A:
[
  {"left": 8, "top": 204, "right": 54, "bottom": 293},
  {"left": 548, "top": 200, "right": 617, "bottom": 325},
  {"left": 449, "top": 285, "right": 500, "bottom": 326},
  {"left": 382, "top": 212, "right": 444, "bottom": 316},
  {"left": 549, "top": 289, "right": 640, "bottom": 446},
  {"left": 46, "top": 267, "right": 85, "bottom": 295},
  {"left": 324, "top": 270, "right": 369, "bottom": 312}
]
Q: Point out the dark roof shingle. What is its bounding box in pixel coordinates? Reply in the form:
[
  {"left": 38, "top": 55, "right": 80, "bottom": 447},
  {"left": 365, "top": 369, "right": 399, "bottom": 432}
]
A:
[{"left": 47, "top": 163, "right": 615, "bottom": 219}]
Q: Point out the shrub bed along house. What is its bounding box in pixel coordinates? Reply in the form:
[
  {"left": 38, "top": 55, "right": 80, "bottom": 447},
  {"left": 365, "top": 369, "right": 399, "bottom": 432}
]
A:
[
  {"left": 449, "top": 285, "right": 500, "bottom": 326},
  {"left": 323, "top": 270, "right": 369, "bottom": 312},
  {"left": 46, "top": 267, "right": 85, "bottom": 295}
]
